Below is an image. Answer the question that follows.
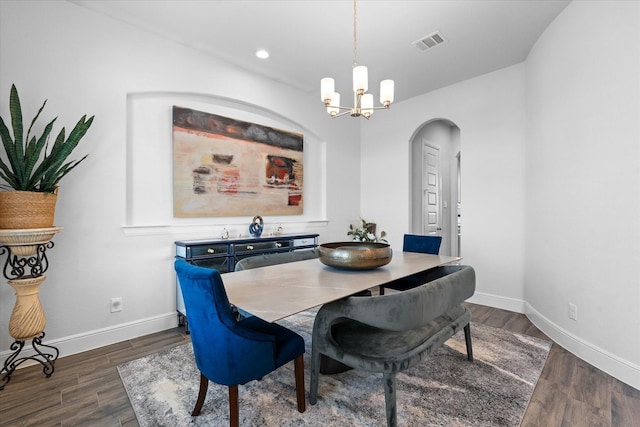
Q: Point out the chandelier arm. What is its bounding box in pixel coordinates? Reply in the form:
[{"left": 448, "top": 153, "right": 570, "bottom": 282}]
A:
[
  {"left": 331, "top": 110, "right": 354, "bottom": 119},
  {"left": 354, "top": 91, "right": 362, "bottom": 109},
  {"left": 323, "top": 100, "right": 358, "bottom": 112},
  {"left": 325, "top": 104, "right": 388, "bottom": 112}
]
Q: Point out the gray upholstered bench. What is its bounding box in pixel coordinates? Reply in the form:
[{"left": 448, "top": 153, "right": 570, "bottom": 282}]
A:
[{"left": 309, "top": 264, "right": 476, "bottom": 427}]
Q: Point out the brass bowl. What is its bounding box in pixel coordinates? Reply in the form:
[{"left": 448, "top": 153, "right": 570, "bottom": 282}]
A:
[{"left": 318, "top": 241, "right": 393, "bottom": 270}]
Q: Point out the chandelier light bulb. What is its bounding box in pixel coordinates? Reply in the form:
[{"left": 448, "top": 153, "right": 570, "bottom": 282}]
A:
[
  {"left": 321, "top": 78, "right": 335, "bottom": 103},
  {"left": 352, "top": 65, "right": 368, "bottom": 94},
  {"left": 380, "top": 79, "right": 395, "bottom": 106},
  {"left": 327, "top": 92, "right": 341, "bottom": 116},
  {"left": 361, "top": 93, "right": 374, "bottom": 117}
]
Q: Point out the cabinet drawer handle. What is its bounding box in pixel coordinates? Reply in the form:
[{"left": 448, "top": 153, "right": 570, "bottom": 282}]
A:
[
  {"left": 247, "top": 245, "right": 254, "bottom": 250},
  {"left": 207, "top": 248, "right": 216, "bottom": 254}
]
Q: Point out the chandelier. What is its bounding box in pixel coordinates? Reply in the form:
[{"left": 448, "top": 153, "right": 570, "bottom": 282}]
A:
[{"left": 320, "top": 0, "right": 394, "bottom": 119}]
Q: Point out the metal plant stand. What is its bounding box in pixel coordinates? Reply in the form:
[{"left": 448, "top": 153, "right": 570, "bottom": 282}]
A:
[{"left": 0, "top": 227, "right": 62, "bottom": 390}]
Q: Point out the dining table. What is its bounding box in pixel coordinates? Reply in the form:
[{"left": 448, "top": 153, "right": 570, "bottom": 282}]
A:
[{"left": 222, "top": 251, "right": 461, "bottom": 322}]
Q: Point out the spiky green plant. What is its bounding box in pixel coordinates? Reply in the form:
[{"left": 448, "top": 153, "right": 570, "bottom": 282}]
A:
[{"left": 0, "top": 84, "right": 94, "bottom": 192}]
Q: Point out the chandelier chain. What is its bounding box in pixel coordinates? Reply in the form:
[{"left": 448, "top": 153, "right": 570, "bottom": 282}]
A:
[{"left": 353, "top": 0, "right": 358, "bottom": 68}]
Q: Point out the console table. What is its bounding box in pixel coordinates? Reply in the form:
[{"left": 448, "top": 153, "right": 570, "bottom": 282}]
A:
[{"left": 174, "top": 233, "right": 318, "bottom": 330}]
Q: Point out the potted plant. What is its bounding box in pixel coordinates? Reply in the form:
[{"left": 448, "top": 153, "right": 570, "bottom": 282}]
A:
[
  {"left": 0, "top": 84, "right": 94, "bottom": 229},
  {"left": 347, "top": 217, "right": 387, "bottom": 242}
]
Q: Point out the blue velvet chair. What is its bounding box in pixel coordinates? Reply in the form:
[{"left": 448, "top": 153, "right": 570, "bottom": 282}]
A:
[
  {"left": 379, "top": 234, "right": 443, "bottom": 295},
  {"left": 403, "top": 233, "right": 442, "bottom": 254},
  {"left": 174, "top": 260, "right": 306, "bottom": 426}
]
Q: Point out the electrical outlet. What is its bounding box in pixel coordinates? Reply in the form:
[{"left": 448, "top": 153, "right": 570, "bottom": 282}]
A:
[
  {"left": 111, "top": 297, "right": 123, "bottom": 313},
  {"left": 568, "top": 303, "right": 577, "bottom": 321}
]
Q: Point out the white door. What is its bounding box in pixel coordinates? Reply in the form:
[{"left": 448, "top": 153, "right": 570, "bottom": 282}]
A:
[{"left": 423, "top": 144, "right": 441, "bottom": 236}]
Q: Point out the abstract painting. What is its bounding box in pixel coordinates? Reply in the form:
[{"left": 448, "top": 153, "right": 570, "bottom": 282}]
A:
[{"left": 172, "top": 106, "right": 304, "bottom": 217}]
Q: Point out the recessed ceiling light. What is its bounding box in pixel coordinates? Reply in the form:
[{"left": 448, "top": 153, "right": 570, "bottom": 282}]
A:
[{"left": 256, "top": 49, "right": 269, "bottom": 59}]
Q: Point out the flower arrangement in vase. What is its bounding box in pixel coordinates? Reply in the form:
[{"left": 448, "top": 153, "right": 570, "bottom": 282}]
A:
[{"left": 347, "top": 218, "right": 387, "bottom": 243}]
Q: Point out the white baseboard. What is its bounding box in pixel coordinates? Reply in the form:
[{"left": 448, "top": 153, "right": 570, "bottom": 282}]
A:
[
  {"left": 467, "top": 292, "right": 640, "bottom": 390},
  {"left": 1, "top": 312, "right": 179, "bottom": 367},
  {"left": 467, "top": 291, "right": 527, "bottom": 313},
  {"left": 525, "top": 303, "right": 640, "bottom": 390}
]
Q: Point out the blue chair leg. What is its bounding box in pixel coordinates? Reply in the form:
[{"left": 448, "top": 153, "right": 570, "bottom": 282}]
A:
[
  {"left": 383, "top": 372, "right": 397, "bottom": 427},
  {"left": 229, "top": 384, "right": 239, "bottom": 427},
  {"left": 294, "top": 355, "right": 306, "bottom": 412},
  {"left": 192, "top": 372, "right": 209, "bottom": 416}
]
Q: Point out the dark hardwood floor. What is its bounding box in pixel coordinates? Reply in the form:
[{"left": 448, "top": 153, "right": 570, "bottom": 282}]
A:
[{"left": 1, "top": 303, "right": 638, "bottom": 426}]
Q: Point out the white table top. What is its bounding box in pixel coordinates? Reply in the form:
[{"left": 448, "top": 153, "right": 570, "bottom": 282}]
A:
[{"left": 223, "top": 252, "right": 460, "bottom": 322}]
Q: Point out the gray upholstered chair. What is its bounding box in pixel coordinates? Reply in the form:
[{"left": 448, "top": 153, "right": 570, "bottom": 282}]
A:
[
  {"left": 309, "top": 265, "right": 476, "bottom": 427},
  {"left": 234, "top": 249, "right": 318, "bottom": 271}
]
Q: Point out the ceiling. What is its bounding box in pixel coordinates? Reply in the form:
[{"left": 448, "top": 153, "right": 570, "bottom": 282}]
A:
[{"left": 70, "top": 0, "right": 571, "bottom": 104}]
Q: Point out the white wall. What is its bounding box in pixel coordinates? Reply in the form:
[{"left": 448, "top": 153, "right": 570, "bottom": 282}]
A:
[
  {"left": 524, "top": 0, "right": 640, "bottom": 388},
  {"left": 0, "top": 0, "right": 361, "bottom": 357},
  {"left": 361, "top": 64, "right": 527, "bottom": 311},
  {"left": 362, "top": 0, "right": 640, "bottom": 389}
]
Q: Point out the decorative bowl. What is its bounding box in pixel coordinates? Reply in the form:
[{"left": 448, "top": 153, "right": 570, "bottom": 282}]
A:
[{"left": 318, "top": 241, "right": 393, "bottom": 270}]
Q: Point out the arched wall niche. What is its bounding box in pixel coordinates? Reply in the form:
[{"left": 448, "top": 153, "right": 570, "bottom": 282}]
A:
[
  {"left": 409, "top": 118, "right": 461, "bottom": 256},
  {"left": 125, "top": 91, "right": 327, "bottom": 233}
]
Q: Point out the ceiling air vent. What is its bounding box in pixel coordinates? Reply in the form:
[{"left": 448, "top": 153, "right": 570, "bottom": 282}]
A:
[{"left": 412, "top": 31, "right": 447, "bottom": 52}]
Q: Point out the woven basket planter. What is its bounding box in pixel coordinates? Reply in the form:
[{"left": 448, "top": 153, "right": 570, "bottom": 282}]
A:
[{"left": 0, "top": 189, "right": 58, "bottom": 230}]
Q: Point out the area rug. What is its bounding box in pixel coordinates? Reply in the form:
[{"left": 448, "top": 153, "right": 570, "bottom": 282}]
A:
[{"left": 118, "top": 310, "right": 551, "bottom": 426}]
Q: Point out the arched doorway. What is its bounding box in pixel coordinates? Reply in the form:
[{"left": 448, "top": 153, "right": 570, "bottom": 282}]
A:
[{"left": 410, "top": 119, "right": 461, "bottom": 256}]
